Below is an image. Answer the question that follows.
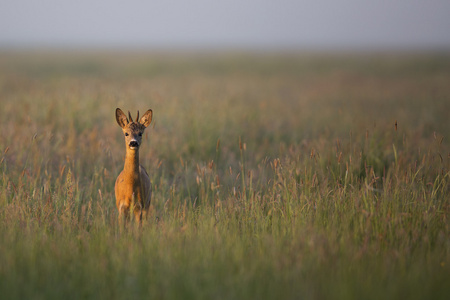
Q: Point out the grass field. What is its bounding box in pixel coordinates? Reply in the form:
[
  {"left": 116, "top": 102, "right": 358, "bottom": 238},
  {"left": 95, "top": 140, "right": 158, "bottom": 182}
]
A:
[{"left": 0, "top": 50, "right": 449, "bottom": 299}]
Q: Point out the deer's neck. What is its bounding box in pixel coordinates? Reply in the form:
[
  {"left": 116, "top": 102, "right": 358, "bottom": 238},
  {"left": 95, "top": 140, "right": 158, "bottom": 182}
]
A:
[{"left": 123, "top": 149, "right": 140, "bottom": 183}]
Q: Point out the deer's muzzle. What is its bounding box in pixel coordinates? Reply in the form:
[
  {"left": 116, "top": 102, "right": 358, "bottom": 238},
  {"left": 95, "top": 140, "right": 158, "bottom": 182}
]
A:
[{"left": 129, "top": 140, "right": 139, "bottom": 148}]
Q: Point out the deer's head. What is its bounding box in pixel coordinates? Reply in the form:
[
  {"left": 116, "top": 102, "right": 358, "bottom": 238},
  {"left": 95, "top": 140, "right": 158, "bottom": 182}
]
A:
[{"left": 116, "top": 108, "right": 153, "bottom": 151}]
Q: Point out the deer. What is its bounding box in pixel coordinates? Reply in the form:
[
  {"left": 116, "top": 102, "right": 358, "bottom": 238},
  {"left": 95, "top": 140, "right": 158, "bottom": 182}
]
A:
[{"left": 114, "top": 108, "right": 153, "bottom": 224}]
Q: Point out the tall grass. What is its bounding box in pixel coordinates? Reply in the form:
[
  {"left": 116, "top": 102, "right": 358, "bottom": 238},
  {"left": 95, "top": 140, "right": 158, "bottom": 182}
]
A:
[{"left": 0, "top": 51, "right": 449, "bottom": 299}]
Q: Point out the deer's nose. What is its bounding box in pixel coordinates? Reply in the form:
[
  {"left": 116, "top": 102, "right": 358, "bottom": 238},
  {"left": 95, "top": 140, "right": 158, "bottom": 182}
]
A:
[{"left": 129, "top": 140, "right": 139, "bottom": 148}]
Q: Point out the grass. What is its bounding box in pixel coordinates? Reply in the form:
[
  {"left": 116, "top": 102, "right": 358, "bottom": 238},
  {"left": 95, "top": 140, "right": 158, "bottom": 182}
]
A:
[{"left": 0, "top": 50, "right": 449, "bottom": 299}]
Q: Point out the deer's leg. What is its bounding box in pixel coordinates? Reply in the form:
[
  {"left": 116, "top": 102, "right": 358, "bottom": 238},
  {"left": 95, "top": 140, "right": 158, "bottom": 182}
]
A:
[
  {"left": 134, "top": 204, "right": 143, "bottom": 226},
  {"left": 118, "top": 203, "right": 131, "bottom": 228}
]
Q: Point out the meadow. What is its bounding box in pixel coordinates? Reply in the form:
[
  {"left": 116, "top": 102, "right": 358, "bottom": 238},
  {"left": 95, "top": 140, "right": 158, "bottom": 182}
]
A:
[{"left": 0, "top": 50, "right": 449, "bottom": 299}]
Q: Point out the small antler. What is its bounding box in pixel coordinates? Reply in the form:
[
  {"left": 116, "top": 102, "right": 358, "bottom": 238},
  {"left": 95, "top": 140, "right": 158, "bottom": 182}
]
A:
[
  {"left": 136, "top": 111, "right": 140, "bottom": 123},
  {"left": 128, "top": 111, "right": 134, "bottom": 123}
]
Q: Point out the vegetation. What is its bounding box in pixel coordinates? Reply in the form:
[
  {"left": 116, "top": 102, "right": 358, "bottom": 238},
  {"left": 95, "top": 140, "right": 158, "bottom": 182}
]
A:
[{"left": 0, "top": 51, "right": 449, "bottom": 299}]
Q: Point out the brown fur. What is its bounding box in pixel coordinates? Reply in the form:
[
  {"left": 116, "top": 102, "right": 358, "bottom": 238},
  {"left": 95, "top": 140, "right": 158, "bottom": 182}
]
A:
[{"left": 114, "top": 108, "right": 153, "bottom": 223}]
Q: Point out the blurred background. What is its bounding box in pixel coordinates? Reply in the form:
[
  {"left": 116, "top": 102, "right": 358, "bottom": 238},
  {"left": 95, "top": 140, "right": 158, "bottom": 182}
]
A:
[{"left": 1, "top": 0, "right": 450, "bottom": 51}]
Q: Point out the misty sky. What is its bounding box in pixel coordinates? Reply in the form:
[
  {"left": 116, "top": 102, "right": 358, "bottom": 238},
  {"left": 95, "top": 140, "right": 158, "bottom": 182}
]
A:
[{"left": 1, "top": 0, "right": 450, "bottom": 50}]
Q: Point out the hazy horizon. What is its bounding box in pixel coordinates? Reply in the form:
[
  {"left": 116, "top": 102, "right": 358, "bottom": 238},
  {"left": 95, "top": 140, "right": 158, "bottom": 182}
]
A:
[{"left": 1, "top": 1, "right": 450, "bottom": 51}]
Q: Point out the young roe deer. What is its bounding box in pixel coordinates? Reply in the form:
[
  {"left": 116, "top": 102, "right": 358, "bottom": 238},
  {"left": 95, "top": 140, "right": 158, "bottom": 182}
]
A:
[{"left": 115, "top": 108, "right": 153, "bottom": 223}]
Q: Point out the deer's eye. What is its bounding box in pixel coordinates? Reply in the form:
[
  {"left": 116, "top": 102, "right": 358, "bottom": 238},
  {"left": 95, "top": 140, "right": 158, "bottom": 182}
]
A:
[{"left": 125, "top": 133, "right": 129, "bottom": 136}]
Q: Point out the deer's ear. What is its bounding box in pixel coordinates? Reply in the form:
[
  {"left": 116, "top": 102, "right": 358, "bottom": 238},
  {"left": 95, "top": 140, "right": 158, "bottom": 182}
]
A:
[
  {"left": 139, "top": 109, "right": 153, "bottom": 128},
  {"left": 116, "top": 108, "right": 128, "bottom": 128}
]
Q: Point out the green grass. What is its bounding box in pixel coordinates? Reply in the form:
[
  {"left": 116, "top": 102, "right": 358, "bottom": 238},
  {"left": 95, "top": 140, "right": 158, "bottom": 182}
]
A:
[{"left": 0, "top": 51, "right": 449, "bottom": 299}]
